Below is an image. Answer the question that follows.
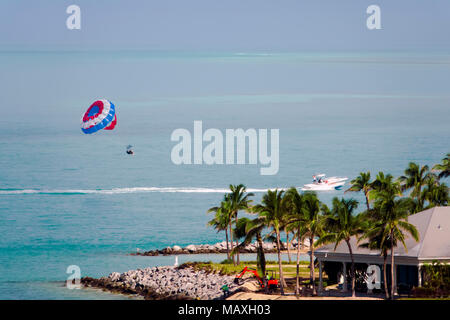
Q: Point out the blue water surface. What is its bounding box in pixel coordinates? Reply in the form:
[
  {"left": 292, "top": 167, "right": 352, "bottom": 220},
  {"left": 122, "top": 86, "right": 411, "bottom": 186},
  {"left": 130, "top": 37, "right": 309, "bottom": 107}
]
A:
[{"left": 0, "top": 51, "right": 449, "bottom": 299}]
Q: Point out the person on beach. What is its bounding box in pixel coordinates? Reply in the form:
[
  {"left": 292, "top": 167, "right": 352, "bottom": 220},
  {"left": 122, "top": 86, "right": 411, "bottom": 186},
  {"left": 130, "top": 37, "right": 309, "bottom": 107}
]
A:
[
  {"left": 264, "top": 274, "right": 270, "bottom": 293},
  {"left": 221, "top": 284, "right": 230, "bottom": 298}
]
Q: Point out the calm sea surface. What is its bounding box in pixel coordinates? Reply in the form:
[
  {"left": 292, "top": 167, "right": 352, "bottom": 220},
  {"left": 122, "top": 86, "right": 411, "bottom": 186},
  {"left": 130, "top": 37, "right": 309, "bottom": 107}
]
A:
[{"left": 0, "top": 51, "right": 449, "bottom": 299}]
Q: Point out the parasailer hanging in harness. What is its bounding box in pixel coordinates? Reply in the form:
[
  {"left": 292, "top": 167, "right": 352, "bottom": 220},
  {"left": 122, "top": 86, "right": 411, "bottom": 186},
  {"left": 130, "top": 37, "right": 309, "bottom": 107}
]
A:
[
  {"left": 81, "top": 99, "right": 134, "bottom": 155},
  {"left": 126, "top": 145, "right": 134, "bottom": 155}
]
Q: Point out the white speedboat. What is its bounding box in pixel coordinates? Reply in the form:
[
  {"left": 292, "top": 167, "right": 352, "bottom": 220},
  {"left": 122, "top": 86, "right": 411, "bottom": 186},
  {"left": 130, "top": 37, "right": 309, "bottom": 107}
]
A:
[{"left": 301, "top": 174, "right": 348, "bottom": 191}]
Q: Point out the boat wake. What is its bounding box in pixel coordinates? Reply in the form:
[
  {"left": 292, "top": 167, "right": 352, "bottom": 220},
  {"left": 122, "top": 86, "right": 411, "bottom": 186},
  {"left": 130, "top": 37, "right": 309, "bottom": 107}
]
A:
[{"left": 0, "top": 187, "right": 288, "bottom": 195}]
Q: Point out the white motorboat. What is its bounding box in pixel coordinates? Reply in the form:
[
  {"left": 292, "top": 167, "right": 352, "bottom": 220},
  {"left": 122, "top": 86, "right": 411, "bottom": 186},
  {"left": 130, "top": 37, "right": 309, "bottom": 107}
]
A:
[{"left": 301, "top": 174, "right": 348, "bottom": 191}]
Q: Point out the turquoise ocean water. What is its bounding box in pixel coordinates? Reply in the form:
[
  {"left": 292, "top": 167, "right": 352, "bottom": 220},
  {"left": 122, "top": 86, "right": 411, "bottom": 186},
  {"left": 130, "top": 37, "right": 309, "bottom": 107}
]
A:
[{"left": 0, "top": 51, "right": 449, "bottom": 299}]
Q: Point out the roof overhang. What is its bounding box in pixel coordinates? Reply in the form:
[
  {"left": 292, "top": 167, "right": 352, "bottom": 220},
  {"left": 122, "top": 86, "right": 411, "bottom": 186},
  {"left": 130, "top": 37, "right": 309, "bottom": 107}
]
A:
[{"left": 313, "top": 251, "right": 420, "bottom": 266}]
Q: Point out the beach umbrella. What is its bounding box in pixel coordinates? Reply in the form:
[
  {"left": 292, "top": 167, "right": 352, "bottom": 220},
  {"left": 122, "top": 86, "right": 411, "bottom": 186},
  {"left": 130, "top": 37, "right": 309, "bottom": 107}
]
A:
[{"left": 81, "top": 99, "right": 117, "bottom": 134}]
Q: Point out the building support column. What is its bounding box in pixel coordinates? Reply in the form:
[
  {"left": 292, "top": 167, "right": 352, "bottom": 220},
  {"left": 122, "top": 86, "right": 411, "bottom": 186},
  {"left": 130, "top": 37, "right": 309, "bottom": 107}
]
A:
[
  {"left": 393, "top": 265, "right": 398, "bottom": 295},
  {"left": 367, "top": 263, "right": 373, "bottom": 294},
  {"left": 342, "top": 262, "right": 348, "bottom": 293},
  {"left": 318, "top": 259, "right": 323, "bottom": 293},
  {"left": 418, "top": 265, "right": 422, "bottom": 287}
]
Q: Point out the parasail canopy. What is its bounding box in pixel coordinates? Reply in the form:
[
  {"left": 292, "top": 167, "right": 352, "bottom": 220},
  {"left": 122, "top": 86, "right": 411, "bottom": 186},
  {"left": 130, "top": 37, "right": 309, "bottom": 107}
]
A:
[{"left": 81, "top": 99, "right": 117, "bottom": 134}]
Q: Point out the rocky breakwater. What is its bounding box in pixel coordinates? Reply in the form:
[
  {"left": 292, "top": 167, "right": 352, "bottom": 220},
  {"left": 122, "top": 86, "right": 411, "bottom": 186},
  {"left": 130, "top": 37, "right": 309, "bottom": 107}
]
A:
[
  {"left": 81, "top": 264, "right": 239, "bottom": 300},
  {"left": 132, "top": 241, "right": 280, "bottom": 256}
]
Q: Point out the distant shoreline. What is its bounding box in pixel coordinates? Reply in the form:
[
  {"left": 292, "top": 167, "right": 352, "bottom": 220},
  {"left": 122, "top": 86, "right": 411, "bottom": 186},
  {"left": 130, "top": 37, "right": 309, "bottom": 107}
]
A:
[{"left": 130, "top": 241, "right": 310, "bottom": 257}]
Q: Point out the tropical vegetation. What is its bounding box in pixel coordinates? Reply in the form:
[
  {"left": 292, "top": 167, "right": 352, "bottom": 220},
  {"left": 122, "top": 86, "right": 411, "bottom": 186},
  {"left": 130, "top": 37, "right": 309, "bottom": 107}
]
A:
[{"left": 206, "top": 153, "right": 449, "bottom": 299}]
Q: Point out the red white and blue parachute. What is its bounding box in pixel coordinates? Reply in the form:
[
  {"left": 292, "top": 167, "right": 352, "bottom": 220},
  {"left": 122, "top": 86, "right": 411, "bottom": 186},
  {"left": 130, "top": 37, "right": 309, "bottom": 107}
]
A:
[{"left": 81, "top": 99, "right": 117, "bottom": 134}]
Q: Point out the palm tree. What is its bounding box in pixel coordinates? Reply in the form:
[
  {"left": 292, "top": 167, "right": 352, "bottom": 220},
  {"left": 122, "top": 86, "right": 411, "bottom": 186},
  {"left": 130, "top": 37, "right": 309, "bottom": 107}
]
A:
[
  {"left": 421, "top": 175, "right": 449, "bottom": 207},
  {"left": 372, "top": 191, "right": 419, "bottom": 299},
  {"left": 232, "top": 216, "right": 267, "bottom": 277},
  {"left": 207, "top": 205, "right": 231, "bottom": 260},
  {"left": 345, "top": 172, "right": 372, "bottom": 210},
  {"left": 433, "top": 153, "right": 450, "bottom": 179},
  {"left": 370, "top": 172, "right": 401, "bottom": 195},
  {"left": 398, "top": 162, "right": 432, "bottom": 212},
  {"left": 358, "top": 217, "right": 397, "bottom": 299},
  {"left": 369, "top": 172, "right": 402, "bottom": 207},
  {"left": 285, "top": 187, "right": 307, "bottom": 295},
  {"left": 300, "top": 191, "right": 325, "bottom": 295},
  {"left": 208, "top": 196, "right": 234, "bottom": 263},
  {"left": 253, "top": 189, "right": 289, "bottom": 294},
  {"left": 282, "top": 220, "right": 293, "bottom": 263},
  {"left": 317, "top": 197, "right": 362, "bottom": 297},
  {"left": 228, "top": 184, "right": 254, "bottom": 265},
  {"left": 233, "top": 217, "right": 251, "bottom": 249}
]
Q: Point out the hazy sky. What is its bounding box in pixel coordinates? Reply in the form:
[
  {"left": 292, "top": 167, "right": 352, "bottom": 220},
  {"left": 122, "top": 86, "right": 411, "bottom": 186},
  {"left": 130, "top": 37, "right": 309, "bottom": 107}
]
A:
[{"left": 0, "top": 0, "right": 449, "bottom": 51}]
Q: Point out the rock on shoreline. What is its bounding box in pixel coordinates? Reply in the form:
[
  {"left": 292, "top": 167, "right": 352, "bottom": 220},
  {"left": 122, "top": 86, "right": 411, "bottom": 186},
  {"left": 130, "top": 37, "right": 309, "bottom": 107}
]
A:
[
  {"left": 81, "top": 265, "right": 239, "bottom": 300},
  {"left": 132, "top": 240, "right": 309, "bottom": 256}
]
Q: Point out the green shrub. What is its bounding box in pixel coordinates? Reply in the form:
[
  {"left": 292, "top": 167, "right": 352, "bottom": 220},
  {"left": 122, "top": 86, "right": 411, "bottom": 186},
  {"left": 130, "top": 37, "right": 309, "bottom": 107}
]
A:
[
  {"left": 411, "top": 261, "right": 450, "bottom": 298},
  {"left": 422, "top": 260, "right": 450, "bottom": 291},
  {"left": 220, "top": 259, "right": 234, "bottom": 265}
]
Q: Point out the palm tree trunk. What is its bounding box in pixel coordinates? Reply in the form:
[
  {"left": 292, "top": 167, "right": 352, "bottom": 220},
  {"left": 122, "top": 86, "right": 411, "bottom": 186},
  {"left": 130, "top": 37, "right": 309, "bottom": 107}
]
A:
[
  {"left": 257, "top": 232, "right": 268, "bottom": 294},
  {"left": 235, "top": 213, "right": 240, "bottom": 264},
  {"left": 416, "top": 183, "right": 423, "bottom": 211},
  {"left": 390, "top": 233, "right": 395, "bottom": 300},
  {"left": 346, "top": 239, "right": 356, "bottom": 297},
  {"left": 285, "top": 227, "right": 292, "bottom": 263},
  {"left": 364, "top": 191, "right": 370, "bottom": 211},
  {"left": 310, "top": 234, "right": 316, "bottom": 295},
  {"left": 275, "top": 227, "right": 286, "bottom": 294},
  {"left": 225, "top": 229, "right": 230, "bottom": 260},
  {"left": 229, "top": 222, "right": 235, "bottom": 265},
  {"left": 383, "top": 253, "right": 389, "bottom": 299},
  {"left": 418, "top": 192, "right": 424, "bottom": 212},
  {"left": 295, "top": 229, "right": 301, "bottom": 295},
  {"left": 256, "top": 232, "right": 266, "bottom": 276}
]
